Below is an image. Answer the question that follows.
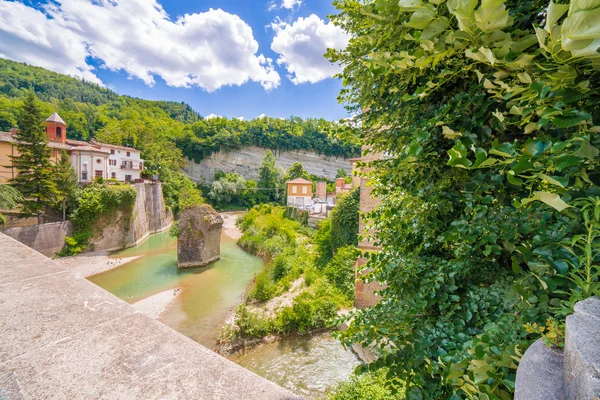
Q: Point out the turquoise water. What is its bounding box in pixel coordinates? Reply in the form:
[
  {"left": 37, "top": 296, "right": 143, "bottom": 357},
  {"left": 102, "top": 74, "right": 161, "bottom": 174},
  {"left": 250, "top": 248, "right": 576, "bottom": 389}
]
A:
[{"left": 88, "top": 229, "right": 264, "bottom": 347}]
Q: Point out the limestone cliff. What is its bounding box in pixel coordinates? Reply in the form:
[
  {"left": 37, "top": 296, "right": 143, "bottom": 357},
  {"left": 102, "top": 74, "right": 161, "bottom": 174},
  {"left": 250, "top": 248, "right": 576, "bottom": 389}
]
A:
[
  {"left": 89, "top": 182, "right": 173, "bottom": 251},
  {"left": 182, "top": 146, "right": 353, "bottom": 183}
]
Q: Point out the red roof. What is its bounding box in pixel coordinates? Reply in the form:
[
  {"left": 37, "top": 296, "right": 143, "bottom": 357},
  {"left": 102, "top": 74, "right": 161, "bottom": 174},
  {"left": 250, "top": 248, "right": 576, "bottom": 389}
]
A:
[{"left": 286, "top": 178, "right": 312, "bottom": 185}]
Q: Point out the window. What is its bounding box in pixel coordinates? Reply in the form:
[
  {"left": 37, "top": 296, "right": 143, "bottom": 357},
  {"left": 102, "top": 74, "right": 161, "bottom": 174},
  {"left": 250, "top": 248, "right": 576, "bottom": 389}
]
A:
[
  {"left": 109, "top": 159, "right": 116, "bottom": 166},
  {"left": 292, "top": 186, "right": 297, "bottom": 194},
  {"left": 302, "top": 186, "right": 308, "bottom": 194},
  {"left": 111, "top": 172, "right": 116, "bottom": 179},
  {"left": 126, "top": 151, "right": 131, "bottom": 157},
  {"left": 96, "top": 158, "right": 102, "bottom": 164},
  {"left": 81, "top": 172, "right": 88, "bottom": 181},
  {"left": 95, "top": 170, "right": 103, "bottom": 178},
  {"left": 110, "top": 149, "right": 115, "bottom": 155},
  {"left": 125, "top": 175, "right": 132, "bottom": 182},
  {"left": 56, "top": 127, "right": 62, "bottom": 138}
]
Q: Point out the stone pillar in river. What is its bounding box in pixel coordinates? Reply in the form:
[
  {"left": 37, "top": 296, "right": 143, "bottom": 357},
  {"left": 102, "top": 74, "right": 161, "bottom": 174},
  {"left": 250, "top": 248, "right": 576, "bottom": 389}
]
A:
[{"left": 177, "top": 205, "right": 224, "bottom": 269}]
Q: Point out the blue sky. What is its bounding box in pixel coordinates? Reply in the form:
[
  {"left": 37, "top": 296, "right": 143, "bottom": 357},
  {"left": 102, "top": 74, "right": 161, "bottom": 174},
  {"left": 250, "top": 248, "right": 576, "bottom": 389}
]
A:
[{"left": 0, "top": 0, "right": 349, "bottom": 120}]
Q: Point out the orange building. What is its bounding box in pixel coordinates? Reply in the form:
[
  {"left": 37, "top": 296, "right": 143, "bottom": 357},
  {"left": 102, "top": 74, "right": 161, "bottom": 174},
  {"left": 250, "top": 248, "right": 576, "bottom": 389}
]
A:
[{"left": 286, "top": 178, "right": 313, "bottom": 207}]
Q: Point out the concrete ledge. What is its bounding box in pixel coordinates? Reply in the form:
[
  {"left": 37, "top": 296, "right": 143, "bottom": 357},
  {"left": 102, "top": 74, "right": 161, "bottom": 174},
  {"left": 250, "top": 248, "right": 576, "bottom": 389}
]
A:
[
  {"left": 514, "top": 340, "right": 565, "bottom": 400},
  {"left": 565, "top": 297, "right": 600, "bottom": 400},
  {"left": 0, "top": 233, "right": 301, "bottom": 400}
]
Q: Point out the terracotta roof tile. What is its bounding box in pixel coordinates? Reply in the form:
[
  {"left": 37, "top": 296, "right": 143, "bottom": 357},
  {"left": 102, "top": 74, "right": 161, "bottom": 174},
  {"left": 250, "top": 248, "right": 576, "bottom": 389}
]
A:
[{"left": 287, "top": 178, "right": 313, "bottom": 184}]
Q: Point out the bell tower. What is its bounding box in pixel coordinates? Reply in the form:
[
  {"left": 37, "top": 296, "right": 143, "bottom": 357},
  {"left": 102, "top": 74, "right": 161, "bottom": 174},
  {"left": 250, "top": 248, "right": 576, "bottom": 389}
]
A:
[{"left": 45, "top": 112, "right": 67, "bottom": 143}]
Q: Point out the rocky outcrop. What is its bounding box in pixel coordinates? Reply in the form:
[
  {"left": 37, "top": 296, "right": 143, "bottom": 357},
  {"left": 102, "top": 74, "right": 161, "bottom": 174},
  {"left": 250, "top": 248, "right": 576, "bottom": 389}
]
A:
[
  {"left": 89, "top": 182, "right": 173, "bottom": 252},
  {"left": 177, "top": 205, "right": 223, "bottom": 269},
  {"left": 515, "top": 296, "right": 600, "bottom": 400},
  {"left": 182, "top": 146, "right": 353, "bottom": 183}
]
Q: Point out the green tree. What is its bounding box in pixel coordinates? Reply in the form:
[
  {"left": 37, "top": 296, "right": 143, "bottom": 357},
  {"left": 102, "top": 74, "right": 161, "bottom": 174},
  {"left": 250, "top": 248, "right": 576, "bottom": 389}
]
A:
[
  {"left": 0, "top": 184, "right": 23, "bottom": 224},
  {"left": 258, "top": 150, "right": 281, "bottom": 203},
  {"left": 9, "top": 92, "right": 58, "bottom": 224},
  {"left": 54, "top": 150, "right": 78, "bottom": 221},
  {"left": 287, "top": 162, "right": 310, "bottom": 180}
]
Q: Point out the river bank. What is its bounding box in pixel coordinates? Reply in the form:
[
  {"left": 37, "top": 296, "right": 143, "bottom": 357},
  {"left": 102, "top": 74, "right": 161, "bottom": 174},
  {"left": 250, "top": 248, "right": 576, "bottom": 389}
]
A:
[{"left": 56, "top": 251, "right": 140, "bottom": 277}]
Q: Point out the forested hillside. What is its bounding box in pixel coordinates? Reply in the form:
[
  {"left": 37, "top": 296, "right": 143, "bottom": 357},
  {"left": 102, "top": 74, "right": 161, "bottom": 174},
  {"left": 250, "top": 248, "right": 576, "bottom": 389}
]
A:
[{"left": 0, "top": 58, "right": 358, "bottom": 212}]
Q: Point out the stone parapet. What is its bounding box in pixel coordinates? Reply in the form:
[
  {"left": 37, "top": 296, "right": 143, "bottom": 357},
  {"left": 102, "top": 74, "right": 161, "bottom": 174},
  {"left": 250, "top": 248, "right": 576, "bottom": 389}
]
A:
[
  {"left": 0, "top": 233, "right": 300, "bottom": 400},
  {"left": 515, "top": 297, "right": 600, "bottom": 400}
]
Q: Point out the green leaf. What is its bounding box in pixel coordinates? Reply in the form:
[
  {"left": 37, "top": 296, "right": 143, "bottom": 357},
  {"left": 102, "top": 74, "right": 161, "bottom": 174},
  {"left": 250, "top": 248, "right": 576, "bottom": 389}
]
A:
[
  {"left": 475, "top": 0, "right": 511, "bottom": 33},
  {"left": 545, "top": 2, "right": 569, "bottom": 31},
  {"left": 407, "top": 8, "right": 437, "bottom": 29},
  {"left": 552, "top": 110, "right": 591, "bottom": 128},
  {"left": 533, "top": 191, "right": 572, "bottom": 211},
  {"left": 572, "top": 140, "right": 599, "bottom": 159},
  {"left": 448, "top": 141, "right": 472, "bottom": 168}
]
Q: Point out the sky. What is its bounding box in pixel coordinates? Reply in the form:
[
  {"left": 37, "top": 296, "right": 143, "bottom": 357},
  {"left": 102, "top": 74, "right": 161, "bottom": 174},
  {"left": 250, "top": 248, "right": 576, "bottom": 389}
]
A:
[{"left": 0, "top": 0, "right": 350, "bottom": 120}]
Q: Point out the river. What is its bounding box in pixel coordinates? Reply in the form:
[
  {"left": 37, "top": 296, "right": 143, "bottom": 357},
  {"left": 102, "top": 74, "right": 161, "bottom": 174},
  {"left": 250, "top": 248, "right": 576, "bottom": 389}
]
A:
[{"left": 87, "top": 214, "right": 360, "bottom": 398}]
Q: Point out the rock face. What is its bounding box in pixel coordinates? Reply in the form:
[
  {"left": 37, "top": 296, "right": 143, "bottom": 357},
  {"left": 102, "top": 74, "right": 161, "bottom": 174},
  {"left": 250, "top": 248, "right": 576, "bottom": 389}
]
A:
[
  {"left": 177, "top": 205, "right": 223, "bottom": 269},
  {"left": 89, "top": 182, "right": 173, "bottom": 252},
  {"left": 182, "top": 146, "right": 353, "bottom": 183}
]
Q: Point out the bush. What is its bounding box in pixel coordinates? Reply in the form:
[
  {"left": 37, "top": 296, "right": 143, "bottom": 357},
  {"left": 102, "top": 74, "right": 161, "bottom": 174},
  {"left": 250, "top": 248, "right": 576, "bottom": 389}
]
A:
[
  {"left": 234, "top": 305, "right": 273, "bottom": 338},
  {"left": 250, "top": 270, "right": 277, "bottom": 302},
  {"left": 323, "top": 246, "right": 358, "bottom": 299},
  {"left": 327, "top": 369, "right": 404, "bottom": 400}
]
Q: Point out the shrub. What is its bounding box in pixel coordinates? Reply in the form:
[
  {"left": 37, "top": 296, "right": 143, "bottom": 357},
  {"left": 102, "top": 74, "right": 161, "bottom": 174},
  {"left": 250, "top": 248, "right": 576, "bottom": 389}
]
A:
[
  {"left": 323, "top": 246, "right": 358, "bottom": 299},
  {"left": 234, "top": 305, "right": 273, "bottom": 338},
  {"left": 327, "top": 369, "right": 404, "bottom": 400},
  {"left": 250, "top": 270, "right": 277, "bottom": 302}
]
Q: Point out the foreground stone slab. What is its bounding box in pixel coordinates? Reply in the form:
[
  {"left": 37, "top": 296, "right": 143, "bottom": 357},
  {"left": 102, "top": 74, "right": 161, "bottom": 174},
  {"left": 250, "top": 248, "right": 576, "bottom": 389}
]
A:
[
  {"left": 565, "top": 296, "right": 600, "bottom": 399},
  {"left": 0, "top": 233, "right": 301, "bottom": 400},
  {"left": 177, "top": 204, "right": 223, "bottom": 269},
  {"left": 514, "top": 340, "right": 565, "bottom": 400}
]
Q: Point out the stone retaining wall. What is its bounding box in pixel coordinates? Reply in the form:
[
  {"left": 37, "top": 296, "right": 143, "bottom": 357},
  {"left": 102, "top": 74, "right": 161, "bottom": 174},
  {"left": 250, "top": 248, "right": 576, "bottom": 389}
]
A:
[{"left": 1, "top": 221, "right": 73, "bottom": 257}]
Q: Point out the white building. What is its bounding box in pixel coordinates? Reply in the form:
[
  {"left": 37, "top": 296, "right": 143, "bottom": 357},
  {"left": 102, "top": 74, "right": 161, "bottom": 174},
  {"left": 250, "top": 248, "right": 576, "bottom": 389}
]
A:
[
  {"left": 67, "top": 139, "right": 111, "bottom": 183},
  {"left": 91, "top": 140, "right": 143, "bottom": 182}
]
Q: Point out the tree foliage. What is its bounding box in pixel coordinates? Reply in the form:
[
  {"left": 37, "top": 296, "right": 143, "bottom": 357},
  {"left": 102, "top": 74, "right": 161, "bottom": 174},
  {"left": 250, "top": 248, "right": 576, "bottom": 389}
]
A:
[
  {"left": 176, "top": 115, "right": 360, "bottom": 163},
  {"left": 328, "top": 0, "right": 600, "bottom": 397},
  {"left": 258, "top": 150, "right": 283, "bottom": 203},
  {"left": 9, "top": 92, "right": 57, "bottom": 223},
  {"left": 53, "top": 150, "right": 78, "bottom": 221}
]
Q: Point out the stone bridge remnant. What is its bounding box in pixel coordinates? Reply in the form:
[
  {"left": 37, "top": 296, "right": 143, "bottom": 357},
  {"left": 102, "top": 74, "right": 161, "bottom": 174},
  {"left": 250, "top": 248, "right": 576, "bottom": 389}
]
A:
[{"left": 177, "top": 205, "right": 223, "bottom": 269}]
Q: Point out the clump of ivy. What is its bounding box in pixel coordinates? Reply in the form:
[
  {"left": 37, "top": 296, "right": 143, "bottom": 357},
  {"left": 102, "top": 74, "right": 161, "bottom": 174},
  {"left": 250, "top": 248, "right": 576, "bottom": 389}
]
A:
[
  {"left": 59, "top": 182, "right": 137, "bottom": 256},
  {"left": 327, "top": 0, "right": 600, "bottom": 397}
]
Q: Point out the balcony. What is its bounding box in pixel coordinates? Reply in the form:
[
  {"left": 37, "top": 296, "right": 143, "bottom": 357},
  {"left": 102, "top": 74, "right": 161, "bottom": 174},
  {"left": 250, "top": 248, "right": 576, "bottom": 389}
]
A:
[{"left": 120, "top": 162, "right": 143, "bottom": 170}]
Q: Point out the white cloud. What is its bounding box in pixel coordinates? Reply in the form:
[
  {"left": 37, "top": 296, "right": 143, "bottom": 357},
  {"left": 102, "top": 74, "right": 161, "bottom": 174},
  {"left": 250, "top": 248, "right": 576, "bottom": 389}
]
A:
[
  {"left": 270, "top": 14, "right": 349, "bottom": 84},
  {"left": 281, "top": 0, "right": 302, "bottom": 9},
  {"left": 268, "top": 0, "right": 301, "bottom": 11},
  {"left": 205, "top": 113, "right": 220, "bottom": 120},
  {"left": 0, "top": 0, "right": 280, "bottom": 91},
  {"left": 257, "top": 114, "right": 267, "bottom": 119},
  {"left": 236, "top": 116, "right": 245, "bottom": 121}
]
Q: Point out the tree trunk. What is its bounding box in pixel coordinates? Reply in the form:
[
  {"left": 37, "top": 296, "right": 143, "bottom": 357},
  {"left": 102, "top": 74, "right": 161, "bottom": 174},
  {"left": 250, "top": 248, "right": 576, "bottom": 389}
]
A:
[
  {"left": 37, "top": 210, "right": 43, "bottom": 225},
  {"left": 62, "top": 199, "right": 66, "bottom": 221}
]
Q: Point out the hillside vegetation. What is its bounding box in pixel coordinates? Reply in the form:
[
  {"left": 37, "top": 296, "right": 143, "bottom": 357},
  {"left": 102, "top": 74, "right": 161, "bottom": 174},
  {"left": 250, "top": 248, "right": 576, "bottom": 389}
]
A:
[{"left": 0, "top": 58, "right": 358, "bottom": 212}]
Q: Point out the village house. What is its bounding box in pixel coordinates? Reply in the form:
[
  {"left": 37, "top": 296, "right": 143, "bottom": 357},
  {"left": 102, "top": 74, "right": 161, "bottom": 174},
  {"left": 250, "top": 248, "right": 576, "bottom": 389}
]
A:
[
  {"left": 286, "top": 177, "right": 313, "bottom": 207},
  {"left": 0, "top": 112, "right": 143, "bottom": 184}
]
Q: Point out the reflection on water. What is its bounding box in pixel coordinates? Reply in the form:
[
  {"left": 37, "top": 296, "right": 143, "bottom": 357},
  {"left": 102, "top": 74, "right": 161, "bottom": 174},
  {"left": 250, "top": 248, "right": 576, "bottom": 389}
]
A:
[
  {"left": 231, "top": 333, "right": 361, "bottom": 399},
  {"left": 88, "top": 229, "right": 264, "bottom": 348},
  {"left": 88, "top": 220, "right": 361, "bottom": 397}
]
